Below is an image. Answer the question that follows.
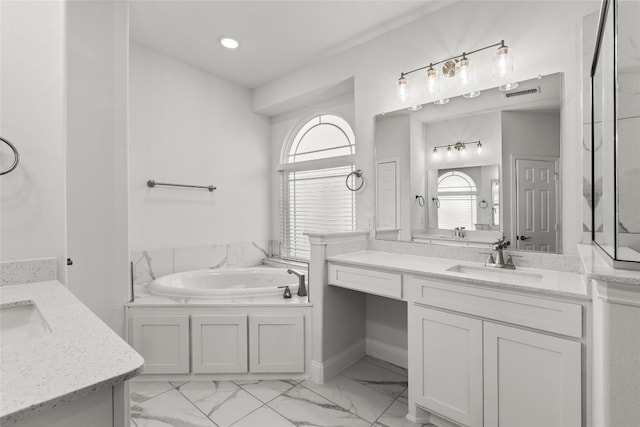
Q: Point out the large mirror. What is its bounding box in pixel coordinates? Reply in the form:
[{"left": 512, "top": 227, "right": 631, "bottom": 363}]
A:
[{"left": 375, "top": 72, "right": 563, "bottom": 253}]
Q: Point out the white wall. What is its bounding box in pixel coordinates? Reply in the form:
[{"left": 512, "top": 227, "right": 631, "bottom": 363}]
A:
[
  {"left": 257, "top": 0, "right": 599, "bottom": 256},
  {"left": 129, "top": 44, "right": 271, "bottom": 251},
  {"left": 374, "top": 115, "right": 410, "bottom": 239},
  {"left": 0, "top": 1, "right": 67, "bottom": 280},
  {"left": 66, "top": 1, "right": 130, "bottom": 335},
  {"left": 256, "top": 0, "right": 598, "bottom": 366}
]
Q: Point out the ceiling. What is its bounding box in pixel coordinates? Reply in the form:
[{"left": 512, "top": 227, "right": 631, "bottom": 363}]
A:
[{"left": 129, "top": 1, "right": 445, "bottom": 89}]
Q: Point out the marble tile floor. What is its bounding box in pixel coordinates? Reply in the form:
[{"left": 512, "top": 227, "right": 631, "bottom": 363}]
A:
[{"left": 130, "top": 356, "right": 435, "bottom": 427}]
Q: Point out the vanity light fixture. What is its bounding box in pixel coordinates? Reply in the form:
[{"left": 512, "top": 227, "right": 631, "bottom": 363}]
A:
[
  {"left": 432, "top": 140, "right": 482, "bottom": 157},
  {"left": 397, "top": 40, "right": 513, "bottom": 100}
]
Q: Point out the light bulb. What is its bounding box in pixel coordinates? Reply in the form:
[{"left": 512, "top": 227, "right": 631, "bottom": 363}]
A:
[
  {"left": 493, "top": 43, "right": 513, "bottom": 78},
  {"left": 425, "top": 65, "right": 439, "bottom": 94},
  {"left": 397, "top": 74, "right": 410, "bottom": 102},
  {"left": 456, "top": 55, "right": 473, "bottom": 88}
]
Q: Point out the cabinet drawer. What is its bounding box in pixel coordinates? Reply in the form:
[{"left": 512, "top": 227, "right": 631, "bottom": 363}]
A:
[
  {"left": 328, "top": 263, "right": 402, "bottom": 299},
  {"left": 407, "top": 276, "right": 582, "bottom": 338}
]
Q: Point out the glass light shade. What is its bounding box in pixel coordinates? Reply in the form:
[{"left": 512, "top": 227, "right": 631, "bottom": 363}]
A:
[
  {"left": 397, "top": 75, "right": 410, "bottom": 102},
  {"left": 425, "top": 67, "right": 439, "bottom": 94},
  {"left": 456, "top": 57, "right": 473, "bottom": 88},
  {"left": 493, "top": 45, "right": 513, "bottom": 78}
]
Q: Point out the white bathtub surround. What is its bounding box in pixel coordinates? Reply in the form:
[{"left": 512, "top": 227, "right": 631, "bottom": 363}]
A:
[
  {"left": 0, "top": 281, "right": 143, "bottom": 424},
  {"left": 0, "top": 258, "right": 57, "bottom": 287},
  {"left": 131, "top": 240, "right": 274, "bottom": 285}
]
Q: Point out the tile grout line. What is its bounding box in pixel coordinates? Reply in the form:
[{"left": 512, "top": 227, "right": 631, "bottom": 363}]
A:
[
  {"left": 228, "top": 403, "right": 268, "bottom": 427},
  {"left": 293, "top": 382, "right": 380, "bottom": 426},
  {"left": 173, "top": 381, "right": 221, "bottom": 427}
]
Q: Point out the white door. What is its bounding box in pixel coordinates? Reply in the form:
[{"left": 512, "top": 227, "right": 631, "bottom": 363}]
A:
[
  {"left": 410, "top": 305, "right": 483, "bottom": 427},
  {"left": 192, "top": 315, "right": 248, "bottom": 373},
  {"left": 376, "top": 160, "right": 398, "bottom": 229},
  {"left": 515, "top": 159, "right": 558, "bottom": 252},
  {"left": 483, "top": 322, "right": 581, "bottom": 427}
]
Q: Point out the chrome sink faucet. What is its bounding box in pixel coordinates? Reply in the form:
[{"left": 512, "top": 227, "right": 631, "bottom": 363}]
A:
[
  {"left": 485, "top": 236, "right": 516, "bottom": 269},
  {"left": 287, "top": 269, "right": 308, "bottom": 297},
  {"left": 453, "top": 226, "right": 466, "bottom": 238}
]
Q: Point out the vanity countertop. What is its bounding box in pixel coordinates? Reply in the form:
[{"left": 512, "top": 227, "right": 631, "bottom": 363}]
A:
[
  {"left": 327, "top": 250, "right": 589, "bottom": 299},
  {"left": 0, "top": 281, "right": 144, "bottom": 425},
  {"left": 578, "top": 244, "right": 640, "bottom": 285}
]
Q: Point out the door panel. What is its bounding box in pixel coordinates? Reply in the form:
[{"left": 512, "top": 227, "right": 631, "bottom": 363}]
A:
[
  {"left": 483, "top": 322, "right": 581, "bottom": 427},
  {"left": 515, "top": 159, "right": 558, "bottom": 252}
]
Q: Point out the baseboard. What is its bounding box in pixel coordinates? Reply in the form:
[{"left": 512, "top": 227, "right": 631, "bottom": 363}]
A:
[
  {"left": 366, "top": 338, "right": 408, "bottom": 369},
  {"left": 310, "top": 338, "right": 366, "bottom": 384}
]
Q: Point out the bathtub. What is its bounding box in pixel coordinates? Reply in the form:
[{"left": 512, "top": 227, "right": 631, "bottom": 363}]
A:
[{"left": 147, "top": 267, "right": 300, "bottom": 299}]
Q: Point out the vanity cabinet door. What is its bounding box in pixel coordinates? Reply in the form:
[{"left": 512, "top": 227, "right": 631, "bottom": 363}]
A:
[
  {"left": 191, "top": 315, "right": 248, "bottom": 373},
  {"left": 249, "top": 315, "right": 304, "bottom": 373},
  {"left": 483, "top": 322, "right": 581, "bottom": 427},
  {"left": 132, "top": 315, "right": 190, "bottom": 374},
  {"left": 410, "top": 305, "right": 483, "bottom": 426}
]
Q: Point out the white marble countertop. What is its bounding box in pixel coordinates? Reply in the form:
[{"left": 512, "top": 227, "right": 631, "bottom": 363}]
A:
[
  {"left": 0, "top": 281, "right": 144, "bottom": 424},
  {"left": 327, "top": 250, "right": 589, "bottom": 299},
  {"left": 578, "top": 244, "right": 640, "bottom": 285}
]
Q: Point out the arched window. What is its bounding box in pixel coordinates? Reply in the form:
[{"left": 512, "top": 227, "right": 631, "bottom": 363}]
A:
[
  {"left": 280, "top": 114, "right": 356, "bottom": 259},
  {"left": 437, "top": 171, "right": 478, "bottom": 230}
]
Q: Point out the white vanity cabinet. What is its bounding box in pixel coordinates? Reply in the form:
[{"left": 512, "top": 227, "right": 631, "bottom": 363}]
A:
[
  {"left": 127, "top": 307, "right": 309, "bottom": 376},
  {"left": 407, "top": 276, "right": 583, "bottom": 427},
  {"left": 131, "top": 314, "right": 190, "bottom": 374},
  {"left": 192, "top": 315, "right": 248, "bottom": 374},
  {"left": 327, "top": 263, "right": 403, "bottom": 300}
]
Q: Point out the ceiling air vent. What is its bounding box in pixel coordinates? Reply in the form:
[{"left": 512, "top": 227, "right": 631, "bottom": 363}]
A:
[{"left": 504, "top": 87, "right": 541, "bottom": 98}]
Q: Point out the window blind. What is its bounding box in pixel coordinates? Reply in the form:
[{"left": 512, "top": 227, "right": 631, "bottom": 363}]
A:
[
  {"left": 281, "top": 165, "right": 355, "bottom": 260},
  {"left": 438, "top": 195, "right": 478, "bottom": 230}
]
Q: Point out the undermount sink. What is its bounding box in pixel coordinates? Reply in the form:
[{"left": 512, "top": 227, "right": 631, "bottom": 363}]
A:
[
  {"left": 1, "top": 301, "right": 51, "bottom": 345},
  {"left": 446, "top": 264, "right": 544, "bottom": 284}
]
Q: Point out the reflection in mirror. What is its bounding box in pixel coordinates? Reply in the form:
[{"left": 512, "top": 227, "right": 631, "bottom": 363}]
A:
[
  {"left": 375, "top": 73, "right": 563, "bottom": 253},
  {"left": 615, "top": 0, "right": 640, "bottom": 262}
]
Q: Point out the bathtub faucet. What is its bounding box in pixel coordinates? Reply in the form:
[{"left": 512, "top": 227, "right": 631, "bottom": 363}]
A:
[{"left": 287, "top": 269, "right": 308, "bottom": 297}]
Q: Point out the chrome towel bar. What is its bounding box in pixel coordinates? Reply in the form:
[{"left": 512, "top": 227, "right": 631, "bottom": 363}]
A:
[
  {"left": 0, "top": 137, "right": 20, "bottom": 176},
  {"left": 147, "top": 180, "right": 216, "bottom": 192}
]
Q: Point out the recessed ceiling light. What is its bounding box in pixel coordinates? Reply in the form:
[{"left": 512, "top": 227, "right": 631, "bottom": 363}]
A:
[
  {"left": 219, "top": 37, "right": 239, "bottom": 50},
  {"left": 499, "top": 82, "right": 519, "bottom": 92},
  {"left": 463, "top": 91, "right": 481, "bottom": 99},
  {"left": 407, "top": 104, "right": 423, "bottom": 111},
  {"left": 433, "top": 98, "right": 450, "bottom": 105}
]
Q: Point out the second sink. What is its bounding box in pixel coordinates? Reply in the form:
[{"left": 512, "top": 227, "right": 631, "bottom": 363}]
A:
[
  {"left": 1, "top": 301, "right": 51, "bottom": 345},
  {"left": 446, "top": 264, "right": 543, "bottom": 284}
]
